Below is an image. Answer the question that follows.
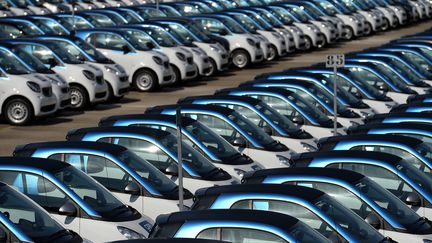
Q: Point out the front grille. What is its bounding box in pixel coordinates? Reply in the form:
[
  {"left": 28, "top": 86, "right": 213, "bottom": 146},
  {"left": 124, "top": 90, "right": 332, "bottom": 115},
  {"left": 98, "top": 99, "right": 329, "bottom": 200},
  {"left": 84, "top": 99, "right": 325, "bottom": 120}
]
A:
[
  {"left": 255, "top": 43, "right": 260, "bottom": 48},
  {"left": 95, "top": 92, "right": 106, "bottom": 99},
  {"left": 41, "top": 104, "right": 55, "bottom": 112},
  {"left": 187, "top": 57, "right": 193, "bottom": 64},
  {"left": 119, "top": 76, "right": 128, "bottom": 82},
  {"left": 96, "top": 75, "right": 103, "bottom": 85},
  {"left": 61, "top": 87, "right": 69, "bottom": 94},
  {"left": 203, "top": 58, "right": 209, "bottom": 63},
  {"left": 60, "top": 99, "right": 71, "bottom": 107},
  {"left": 42, "top": 87, "right": 52, "bottom": 97},
  {"left": 163, "top": 61, "right": 169, "bottom": 69},
  {"left": 186, "top": 70, "right": 196, "bottom": 77},
  {"left": 256, "top": 54, "right": 263, "bottom": 60},
  {"left": 164, "top": 75, "right": 172, "bottom": 81}
]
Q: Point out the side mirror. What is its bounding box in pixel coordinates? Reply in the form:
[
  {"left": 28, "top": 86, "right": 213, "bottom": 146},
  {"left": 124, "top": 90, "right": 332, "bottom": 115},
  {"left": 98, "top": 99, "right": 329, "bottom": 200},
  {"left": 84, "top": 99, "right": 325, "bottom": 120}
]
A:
[
  {"left": 124, "top": 181, "right": 140, "bottom": 195},
  {"left": 146, "top": 42, "right": 155, "bottom": 49},
  {"left": 365, "top": 213, "right": 381, "bottom": 229},
  {"left": 218, "top": 29, "right": 228, "bottom": 36},
  {"left": 292, "top": 116, "right": 304, "bottom": 126},
  {"left": 59, "top": 201, "right": 77, "bottom": 217},
  {"left": 47, "top": 58, "right": 57, "bottom": 68},
  {"left": 379, "top": 85, "right": 389, "bottom": 93},
  {"left": 165, "top": 163, "right": 179, "bottom": 176},
  {"left": 232, "top": 137, "right": 247, "bottom": 148},
  {"left": 405, "top": 192, "right": 421, "bottom": 206},
  {"left": 122, "top": 44, "right": 131, "bottom": 54},
  {"left": 262, "top": 125, "right": 273, "bottom": 136}
]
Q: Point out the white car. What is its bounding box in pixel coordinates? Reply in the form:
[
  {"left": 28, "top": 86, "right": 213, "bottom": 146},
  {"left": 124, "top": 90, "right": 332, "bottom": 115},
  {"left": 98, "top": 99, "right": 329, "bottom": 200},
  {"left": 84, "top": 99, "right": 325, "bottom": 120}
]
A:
[
  {"left": 190, "top": 15, "right": 264, "bottom": 69},
  {"left": 4, "top": 39, "right": 108, "bottom": 109},
  {"left": 0, "top": 157, "right": 154, "bottom": 242},
  {"left": 37, "top": 36, "right": 130, "bottom": 100},
  {"left": 66, "top": 126, "right": 240, "bottom": 193},
  {"left": 0, "top": 48, "right": 57, "bottom": 125}
]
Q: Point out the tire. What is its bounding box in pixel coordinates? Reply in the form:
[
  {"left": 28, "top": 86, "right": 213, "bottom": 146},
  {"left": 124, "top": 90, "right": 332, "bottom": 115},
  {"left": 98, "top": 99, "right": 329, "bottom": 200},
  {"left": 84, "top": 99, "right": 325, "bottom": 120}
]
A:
[
  {"left": 170, "top": 65, "right": 181, "bottom": 85},
  {"left": 206, "top": 58, "right": 217, "bottom": 76},
  {"left": 303, "top": 36, "right": 312, "bottom": 51},
  {"left": 3, "top": 98, "right": 33, "bottom": 126},
  {"left": 70, "top": 85, "right": 89, "bottom": 109},
  {"left": 231, "top": 49, "right": 250, "bottom": 69},
  {"left": 344, "top": 26, "right": 354, "bottom": 40},
  {"left": 381, "top": 19, "right": 390, "bottom": 31},
  {"left": 106, "top": 81, "right": 114, "bottom": 101},
  {"left": 267, "top": 44, "right": 277, "bottom": 61},
  {"left": 133, "top": 69, "right": 158, "bottom": 92},
  {"left": 317, "top": 36, "right": 327, "bottom": 48},
  {"left": 364, "top": 22, "right": 373, "bottom": 36}
]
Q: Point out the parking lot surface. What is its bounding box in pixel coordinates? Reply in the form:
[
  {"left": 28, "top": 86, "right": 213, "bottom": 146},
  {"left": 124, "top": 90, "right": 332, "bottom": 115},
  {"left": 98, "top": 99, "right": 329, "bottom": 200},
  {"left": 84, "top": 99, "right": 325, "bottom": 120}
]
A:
[{"left": 1, "top": 20, "right": 431, "bottom": 156}]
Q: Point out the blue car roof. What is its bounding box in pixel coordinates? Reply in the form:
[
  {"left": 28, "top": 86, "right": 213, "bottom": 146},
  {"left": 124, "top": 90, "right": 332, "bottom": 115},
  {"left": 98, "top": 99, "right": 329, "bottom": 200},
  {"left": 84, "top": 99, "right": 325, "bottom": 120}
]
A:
[
  {"left": 145, "top": 104, "right": 236, "bottom": 116},
  {"left": 178, "top": 95, "right": 262, "bottom": 106},
  {"left": 99, "top": 114, "right": 197, "bottom": 127},
  {"left": 318, "top": 134, "right": 423, "bottom": 147},
  {"left": 67, "top": 126, "right": 171, "bottom": 141},
  {"left": 0, "top": 156, "right": 69, "bottom": 172}
]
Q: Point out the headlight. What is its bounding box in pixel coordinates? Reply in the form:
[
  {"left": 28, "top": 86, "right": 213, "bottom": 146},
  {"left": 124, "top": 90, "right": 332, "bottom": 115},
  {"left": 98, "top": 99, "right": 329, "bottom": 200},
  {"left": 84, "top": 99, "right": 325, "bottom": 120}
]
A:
[
  {"left": 210, "top": 44, "right": 220, "bottom": 51},
  {"left": 82, "top": 70, "right": 95, "bottom": 81},
  {"left": 152, "top": 56, "right": 163, "bottom": 65},
  {"left": 271, "top": 32, "right": 281, "bottom": 39},
  {"left": 192, "top": 48, "right": 203, "bottom": 55},
  {"left": 104, "top": 65, "right": 117, "bottom": 73},
  {"left": 277, "top": 155, "right": 292, "bottom": 167},
  {"left": 234, "top": 168, "right": 246, "bottom": 179},
  {"left": 46, "top": 76, "right": 62, "bottom": 86},
  {"left": 176, "top": 52, "right": 186, "bottom": 61},
  {"left": 27, "top": 81, "right": 41, "bottom": 93},
  {"left": 368, "top": 13, "right": 373, "bottom": 17},
  {"left": 301, "top": 142, "right": 317, "bottom": 152},
  {"left": 246, "top": 38, "right": 255, "bottom": 46},
  {"left": 349, "top": 17, "right": 355, "bottom": 21},
  {"left": 117, "top": 226, "right": 146, "bottom": 239}
]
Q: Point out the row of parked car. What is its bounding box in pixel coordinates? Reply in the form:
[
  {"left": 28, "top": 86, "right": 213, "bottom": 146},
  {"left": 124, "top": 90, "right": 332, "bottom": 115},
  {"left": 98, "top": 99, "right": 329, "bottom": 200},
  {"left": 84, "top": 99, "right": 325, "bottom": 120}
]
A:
[
  {"left": 0, "top": 0, "right": 431, "bottom": 125},
  {"left": 2, "top": 14, "right": 432, "bottom": 243}
]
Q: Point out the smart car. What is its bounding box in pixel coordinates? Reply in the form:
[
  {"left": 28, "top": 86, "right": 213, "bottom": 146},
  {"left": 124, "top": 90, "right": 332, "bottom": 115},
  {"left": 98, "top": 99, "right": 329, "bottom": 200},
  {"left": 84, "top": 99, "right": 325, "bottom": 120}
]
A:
[
  {"left": 192, "top": 184, "right": 388, "bottom": 242},
  {"left": 19, "top": 15, "right": 70, "bottom": 35},
  {"left": 13, "top": 141, "right": 194, "bottom": 220},
  {"left": 0, "top": 157, "right": 154, "bottom": 241},
  {"left": 390, "top": 103, "right": 432, "bottom": 113},
  {"left": 98, "top": 114, "right": 264, "bottom": 179},
  {"left": 66, "top": 126, "right": 239, "bottom": 193},
  {"left": 145, "top": 104, "right": 294, "bottom": 169},
  {"left": 149, "top": 209, "right": 331, "bottom": 242},
  {"left": 243, "top": 167, "right": 432, "bottom": 242},
  {"left": 0, "top": 18, "right": 44, "bottom": 38},
  {"left": 364, "top": 112, "right": 432, "bottom": 125},
  {"left": 0, "top": 182, "right": 84, "bottom": 243},
  {"left": 177, "top": 95, "right": 319, "bottom": 152}
]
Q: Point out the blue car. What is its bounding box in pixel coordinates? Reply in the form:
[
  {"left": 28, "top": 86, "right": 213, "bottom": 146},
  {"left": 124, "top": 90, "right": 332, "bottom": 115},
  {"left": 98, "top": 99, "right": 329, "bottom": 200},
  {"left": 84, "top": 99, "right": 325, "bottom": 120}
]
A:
[
  {"left": 364, "top": 112, "right": 432, "bottom": 125},
  {"left": 47, "top": 14, "right": 94, "bottom": 32},
  {"left": 390, "top": 103, "right": 432, "bottom": 113},
  {"left": 178, "top": 95, "right": 318, "bottom": 152},
  {"left": 16, "top": 15, "right": 70, "bottom": 35},
  {"left": 149, "top": 209, "right": 331, "bottom": 242},
  {"left": 0, "top": 157, "right": 153, "bottom": 242},
  {"left": 243, "top": 167, "right": 430, "bottom": 242},
  {"left": 192, "top": 184, "right": 387, "bottom": 242},
  {"left": 214, "top": 87, "right": 345, "bottom": 137},
  {"left": 0, "top": 182, "right": 83, "bottom": 243},
  {"left": 13, "top": 141, "right": 192, "bottom": 221},
  {"left": 145, "top": 104, "right": 294, "bottom": 169},
  {"left": 0, "top": 19, "right": 44, "bottom": 38}
]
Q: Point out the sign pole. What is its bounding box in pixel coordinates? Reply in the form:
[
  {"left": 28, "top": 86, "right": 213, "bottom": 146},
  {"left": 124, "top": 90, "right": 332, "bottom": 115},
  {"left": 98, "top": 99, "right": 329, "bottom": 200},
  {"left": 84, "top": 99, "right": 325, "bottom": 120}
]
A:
[
  {"left": 176, "top": 107, "right": 184, "bottom": 211},
  {"left": 326, "top": 54, "right": 345, "bottom": 136}
]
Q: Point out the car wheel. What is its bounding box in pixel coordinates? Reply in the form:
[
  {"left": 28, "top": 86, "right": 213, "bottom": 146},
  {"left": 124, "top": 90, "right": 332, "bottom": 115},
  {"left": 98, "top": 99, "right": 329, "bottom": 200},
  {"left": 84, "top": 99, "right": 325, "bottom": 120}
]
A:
[
  {"left": 106, "top": 81, "right": 114, "bottom": 101},
  {"left": 4, "top": 98, "right": 33, "bottom": 125},
  {"left": 364, "top": 22, "right": 372, "bottom": 35},
  {"left": 206, "top": 58, "right": 217, "bottom": 76},
  {"left": 232, "top": 50, "right": 250, "bottom": 69},
  {"left": 267, "top": 44, "right": 277, "bottom": 61},
  {"left": 344, "top": 26, "right": 354, "bottom": 40},
  {"left": 381, "top": 19, "right": 390, "bottom": 31},
  {"left": 70, "top": 85, "right": 89, "bottom": 109},
  {"left": 303, "top": 36, "right": 312, "bottom": 51},
  {"left": 317, "top": 37, "right": 327, "bottom": 48},
  {"left": 170, "top": 64, "right": 181, "bottom": 85},
  {"left": 133, "top": 69, "right": 158, "bottom": 92}
]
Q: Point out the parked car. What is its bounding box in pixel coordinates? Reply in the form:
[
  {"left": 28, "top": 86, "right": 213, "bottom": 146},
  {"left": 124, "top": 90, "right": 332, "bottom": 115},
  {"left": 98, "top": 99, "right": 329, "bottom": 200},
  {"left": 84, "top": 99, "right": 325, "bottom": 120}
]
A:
[
  {"left": 149, "top": 209, "right": 331, "bottom": 242},
  {"left": 0, "top": 157, "right": 154, "bottom": 241},
  {"left": 364, "top": 112, "right": 432, "bottom": 124}
]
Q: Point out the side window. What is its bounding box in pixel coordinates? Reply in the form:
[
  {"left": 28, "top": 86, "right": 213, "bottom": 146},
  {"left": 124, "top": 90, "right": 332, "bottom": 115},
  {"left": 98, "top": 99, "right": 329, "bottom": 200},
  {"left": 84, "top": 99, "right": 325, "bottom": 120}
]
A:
[
  {"left": 222, "top": 104, "right": 266, "bottom": 127},
  {"left": 247, "top": 95, "right": 298, "bottom": 119},
  {"left": 341, "top": 163, "right": 413, "bottom": 199},
  {"left": 185, "top": 114, "right": 240, "bottom": 143},
  {"left": 48, "top": 154, "right": 63, "bottom": 161},
  {"left": 20, "top": 44, "right": 56, "bottom": 65},
  {"left": 197, "top": 228, "right": 218, "bottom": 240},
  {"left": 0, "top": 171, "right": 24, "bottom": 192},
  {"left": 110, "top": 137, "right": 174, "bottom": 171},
  {"left": 221, "top": 228, "right": 286, "bottom": 243},
  {"left": 86, "top": 33, "right": 127, "bottom": 51},
  {"left": 197, "top": 19, "right": 225, "bottom": 33},
  {"left": 0, "top": 224, "right": 7, "bottom": 243},
  {"left": 0, "top": 24, "right": 22, "bottom": 38}
]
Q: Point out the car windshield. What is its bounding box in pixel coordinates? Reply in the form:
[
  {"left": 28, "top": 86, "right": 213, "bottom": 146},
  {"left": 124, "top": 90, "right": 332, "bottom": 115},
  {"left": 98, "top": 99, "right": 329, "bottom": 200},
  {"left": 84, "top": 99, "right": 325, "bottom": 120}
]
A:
[
  {"left": 121, "top": 29, "right": 155, "bottom": 51},
  {"left": 288, "top": 7, "right": 310, "bottom": 22},
  {"left": 326, "top": 72, "right": 385, "bottom": 99},
  {"left": 416, "top": 142, "right": 432, "bottom": 164},
  {"left": 159, "top": 133, "right": 218, "bottom": 176},
  {"left": 84, "top": 14, "right": 116, "bottom": 27},
  {"left": 43, "top": 41, "right": 83, "bottom": 64},
  {"left": 4, "top": 22, "right": 42, "bottom": 37},
  {"left": 70, "top": 38, "right": 112, "bottom": 63},
  {"left": 348, "top": 66, "right": 410, "bottom": 93},
  {"left": 399, "top": 51, "right": 432, "bottom": 79},
  {"left": 143, "top": 26, "right": 178, "bottom": 47},
  {"left": 370, "top": 62, "right": 419, "bottom": 87},
  {"left": 254, "top": 101, "right": 302, "bottom": 133},
  {"left": 160, "top": 6, "right": 182, "bottom": 17},
  {"left": 227, "top": 111, "right": 276, "bottom": 146},
  {"left": 313, "top": 194, "right": 386, "bottom": 242},
  {"left": 317, "top": 1, "right": 339, "bottom": 15},
  {"left": 397, "top": 159, "right": 432, "bottom": 195},
  {"left": 32, "top": 18, "right": 69, "bottom": 35},
  {"left": 269, "top": 7, "right": 296, "bottom": 25},
  {"left": 116, "top": 10, "right": 142, "bottom": 23},
  {"left": 183, "top": 120, "right": 240, "bottom": 160},
  {"left": 287, "top": 220, "right": 331, "bottom": 242},
  {"left": 136, "top": 8, "right": 168, "bottom": 19},
  {"left": 117, "top": 150, "right": 178, "bottom": 194},
  {"left": 354, "top": 177, "right": 425, "bottom": 228},
  {"left": 230, "top": 14, "right": 261, "bottom": 33},
  {"left": 163, "top": 23, "right": 200, "bottom": 43},
  {"left": 416, "top": 47, "right": 432, "bottom": 62},
  {"left": 318, "top": 75, "right": 366, "bottom": 104},
  {"left": 57, "top": 16, "right": 92, "bottom": 31},
  {"left": 0, "top": 186, "right": 70, "bottom": 242},
  {"left": 293, "top": 89, "right": 348, "bottom": 116},
  {"left": 10, "top": 46, "right": 51, "bottom": 73},
  {"left": 257, "top": 9, "right": 289, "bottom": 26},
  {"left": 286, "top": 92, "right": 333, "bottom": 125},
  {"left": 386, "top": 57, "right": 423, "bottom": 82},
  {"left": 0, "top": 49, "right": 31, "bottom": 75},
  {"left": 247, "top": 13, "right": 274, "bottom": 30},
  {"left": 54, "top": 166, "right": 134, "bottom": 219},
  {"left": 216, "top": 16, "right": 247, "bottom": 34}
]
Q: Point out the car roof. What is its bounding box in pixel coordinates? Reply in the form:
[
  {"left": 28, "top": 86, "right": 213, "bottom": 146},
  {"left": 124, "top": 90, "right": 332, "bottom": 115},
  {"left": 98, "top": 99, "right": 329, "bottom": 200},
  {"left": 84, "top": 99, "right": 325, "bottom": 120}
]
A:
[
  {"left": 350, "top": 122, "right": 432, "bottom": 133},
  {"left": 147, "top": 17, "right": 191, "bottom": 23},
  {"left": 291, "top": 150, "right": 403, "bottom": 165},
  {"left": 366, "top": 112, "right": 432, "bottom": 121},
  {"left": 145, "top": 104, "right": 235, "bottom": 116},
  {"left": 156, "top": 209, "right": 299, "bottom": 229},
  {"left": 178, "top": 95, "right": 262, "bottom": 106},
  {"left": 241, "top": 79, "right": 317, "bottom": 87},
  {"left": 216, "top": 87, "right": 295, "bottom": 95},
  {"left": 319, "top": 134, "right": 423, "bottom": 147},
  {"left": 0, "top": 156, "right": 69, "bottom": 172},
  {"left": 111, "top": 239, "right": 229, "bottom": 243},
  {"left": 14, "top": 141, "right": 128, "bottom": 156},
  {"left": 66, "top": 126, "right": 171, "bottom": 141},
  {"left": 245, "top": 167, "right": 365, "bottom": 183},
  {"left": 195, "top": 184, "right": 324, "bottom": 201},
  {"left": 99, "top": 114, "right": 197, "bottom": 126}
]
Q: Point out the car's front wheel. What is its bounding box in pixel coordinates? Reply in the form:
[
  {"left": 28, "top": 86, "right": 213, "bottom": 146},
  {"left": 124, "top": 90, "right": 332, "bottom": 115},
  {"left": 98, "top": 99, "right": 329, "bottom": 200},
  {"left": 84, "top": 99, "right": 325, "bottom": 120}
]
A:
[
  {"left": 70, "top": 85, "right": 89, "bottom": 109},
  {"left": 267, "top": 44, "right": 277, "bottom": 61},
  {"left": 232, "top": 49, "right": 250, "bottom": 69},
  {"left": 3, "top": 98, "right": 33, "bottom": 125},
  {"left": 133, "top": 69, "right": 158, "bottom": 92}
]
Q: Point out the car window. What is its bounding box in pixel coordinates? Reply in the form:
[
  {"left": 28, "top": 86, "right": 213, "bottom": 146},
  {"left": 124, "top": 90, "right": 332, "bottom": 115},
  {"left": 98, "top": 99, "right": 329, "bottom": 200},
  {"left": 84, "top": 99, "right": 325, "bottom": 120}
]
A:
[
  {"left": 185, "top": 114, "right": 242, "bottom": 144},
  {"left": 196, "top": 18, "right": 229, "bottom": 34},
  {"left": 0, "top": 24, "right": 22, "bottom": 38},
  {"left": 247, "top": 95, "right": 299, "bottom": 120},
  {"left": 221, "top": 228, "right": 287, "bottom": 243},
  {"left": 86, "top": 33, "right": 128, "bottom": 51},
  {"left": 222, "top": 104, "right": 269, "bottom": 128},
  {"left": 18, "top": 44, "right": 58, "bottom": 66},
  {"left": 197, "top": 228, "right": 218, "bottom": 240}
]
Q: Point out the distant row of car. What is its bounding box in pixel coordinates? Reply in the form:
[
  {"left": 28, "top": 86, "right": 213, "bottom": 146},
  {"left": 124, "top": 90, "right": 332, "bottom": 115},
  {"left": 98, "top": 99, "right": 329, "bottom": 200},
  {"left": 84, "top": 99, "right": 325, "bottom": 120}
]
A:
[{"left": 0, "top": 0, "right": 431, "bottom": 125}]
